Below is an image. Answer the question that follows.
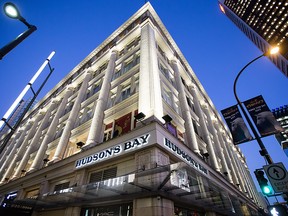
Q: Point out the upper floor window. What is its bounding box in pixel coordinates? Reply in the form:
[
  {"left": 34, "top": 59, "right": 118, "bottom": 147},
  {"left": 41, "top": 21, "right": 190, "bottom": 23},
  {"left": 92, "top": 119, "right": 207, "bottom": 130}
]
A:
[
  {"left": 113, "top": 55, "right": 140, "bottom": 80},
  {"left": 63, "top": 102, "right": 74, "bottom": 115},
  {"left": 162, "top": 88, "right": 173, "bottom": 107},
  {"left": 159, "top": 62, "right": 174, "bottom": 85},
  {"left": 121, "top": 87, "right": 131, "bottom": 101},
  {"left": 92, "top": 83, "right": 101, "bottom": 94}
]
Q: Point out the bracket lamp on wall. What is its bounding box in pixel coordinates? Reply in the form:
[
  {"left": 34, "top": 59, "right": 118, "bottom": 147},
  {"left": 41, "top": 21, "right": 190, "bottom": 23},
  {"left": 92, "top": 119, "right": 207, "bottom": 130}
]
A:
[
  {"left": 76, "top": 141, "right": 85, "bottom": 148},
  {"left": 43, "top": 158, "right": 49, "bottom": 164},
  {"left": 162, "top": 114, "right": 172, "bottom": 123},
  {"left": 202, "top": 152, "right": 209, "bottom": 158},
  {"left": 134, "top": 112, "right": 146, "bottom": 121}
]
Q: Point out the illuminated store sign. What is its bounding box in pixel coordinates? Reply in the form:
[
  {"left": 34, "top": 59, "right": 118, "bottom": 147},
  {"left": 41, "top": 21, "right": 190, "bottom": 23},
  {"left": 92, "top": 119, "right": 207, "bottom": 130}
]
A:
[
  {"left": 164, "top": 138, "right": 208, "bottom": 175},
  {"left": 75, "top": 134, "right": 150, "bottom": 169}
]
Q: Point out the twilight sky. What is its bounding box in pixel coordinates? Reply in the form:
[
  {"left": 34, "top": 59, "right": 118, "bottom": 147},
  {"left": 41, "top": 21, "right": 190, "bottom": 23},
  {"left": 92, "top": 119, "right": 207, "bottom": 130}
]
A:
[{"left": 0, "top": 0, "right": 287, "bottom": 201}]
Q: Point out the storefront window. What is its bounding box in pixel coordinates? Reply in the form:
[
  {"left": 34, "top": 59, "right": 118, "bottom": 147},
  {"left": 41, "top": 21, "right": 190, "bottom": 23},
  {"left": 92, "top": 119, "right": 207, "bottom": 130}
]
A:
[
  {"left": 81, "top": 203, "right": 133, "bottom": 216},
  {"left": 174, "top": 206, "right": 205, "bottom": 216}
]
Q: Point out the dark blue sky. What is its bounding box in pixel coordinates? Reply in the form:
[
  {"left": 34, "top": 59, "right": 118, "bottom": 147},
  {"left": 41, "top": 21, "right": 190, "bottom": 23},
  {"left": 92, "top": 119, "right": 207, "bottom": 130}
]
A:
[{"left": 0, "top": 0, "right": 287, "bottom": 201}]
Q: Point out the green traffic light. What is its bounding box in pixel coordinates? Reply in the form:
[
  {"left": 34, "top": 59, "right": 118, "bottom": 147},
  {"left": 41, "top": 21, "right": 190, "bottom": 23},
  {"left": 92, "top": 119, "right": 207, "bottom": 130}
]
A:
[
  {"left": 262, "top": 185, "right": 272, "bottom": 195},
  {"left": 254, "top": 169, "right": 273, "bottom": 196}
]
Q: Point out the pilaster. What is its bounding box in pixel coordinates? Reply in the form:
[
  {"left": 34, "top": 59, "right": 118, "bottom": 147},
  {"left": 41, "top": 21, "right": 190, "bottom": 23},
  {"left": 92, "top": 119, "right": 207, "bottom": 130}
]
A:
[
  {"left": 138, "top": 22, "right": 163, "bottom": 121},
  {"left": 171, "top": 60, "right": 199, "bottom": 154},
  {"left": 86, "top": 50, "right": 117, "bottom": 147}
]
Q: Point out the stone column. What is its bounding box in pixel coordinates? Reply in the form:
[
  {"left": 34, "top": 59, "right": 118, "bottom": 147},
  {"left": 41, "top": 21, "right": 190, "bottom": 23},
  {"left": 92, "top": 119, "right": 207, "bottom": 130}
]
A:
[
  {"left": 0, "top": 128, "right": 21, "bottom": 161},
  {"left": 206, "top": 117, "right": 233, "bottom": 182},
  {"left": 0, "top": 126, "right": 28, "bottom": 180},
  {"left": 245, "top": 167, "right": 262, "bottom": 205},
  {"left": 29, "top": 86, "right": 74, "bottom": 172},
  {"left": 229, "top": 145, "right": 246, "bottom": 192},
  {"left": 171, "top": 60, "right": 199, "bottom": 153},
  {"left": 190, "top": 85, "right": 220, "bottom": 171},
  {"left": 0, "top": 112, "right": 44, "bottom": 183},
  {"left": 51, "top": 70, "right": 92, "bottom": 162},
  {"left": 236, "top": 156, "right": 252, "bottom": 197},
  {"left": 12, "top": 102, "right": 57, "bottom": 178},
  {"left": 218, "top": 130, "right": 240, "bottom": 186},
  {"left": 138, "top": 22, "right": 163, "bottom": 121},
  {"left": 85, "top": 51, "right": 117, "bottom": 147},
  {"left": 242, "top": 166, "right": 256, "bottom": 200}
]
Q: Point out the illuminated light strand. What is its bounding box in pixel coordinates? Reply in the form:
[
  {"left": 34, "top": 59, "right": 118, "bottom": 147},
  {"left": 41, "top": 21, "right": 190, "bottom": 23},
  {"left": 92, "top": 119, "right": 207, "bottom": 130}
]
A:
[{"left": 0, "top": 51, "right": 55, "bottom": 129}]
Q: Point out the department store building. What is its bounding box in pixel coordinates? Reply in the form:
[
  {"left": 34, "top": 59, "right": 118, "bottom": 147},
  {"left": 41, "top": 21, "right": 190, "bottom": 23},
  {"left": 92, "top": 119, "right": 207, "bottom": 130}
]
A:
[{"left": 0, "top": 3, "right": 267, "bottom": 216}]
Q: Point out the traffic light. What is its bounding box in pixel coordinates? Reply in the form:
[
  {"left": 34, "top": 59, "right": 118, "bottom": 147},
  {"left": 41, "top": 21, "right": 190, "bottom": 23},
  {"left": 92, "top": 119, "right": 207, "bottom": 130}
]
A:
[{"left": 254, "top": 169, "right": 273, "bottom": 196}]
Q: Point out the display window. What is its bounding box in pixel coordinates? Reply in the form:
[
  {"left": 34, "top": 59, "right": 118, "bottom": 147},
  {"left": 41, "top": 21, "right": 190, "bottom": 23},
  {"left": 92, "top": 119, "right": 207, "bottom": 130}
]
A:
[
  {"left": 81, "top": 203, "right": 132, "bottom": 216},
  {"left": 174, "top": 206, "right": 205, "bottom": 216}
]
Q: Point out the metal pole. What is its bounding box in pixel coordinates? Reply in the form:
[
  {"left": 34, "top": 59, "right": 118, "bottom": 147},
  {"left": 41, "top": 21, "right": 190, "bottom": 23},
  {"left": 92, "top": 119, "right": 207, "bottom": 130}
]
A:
[
  {"left": 233, "top": 54, "right": 273, "bottom": 164},
  {"left": 0, "top": 26, "right": 37, "bottom": 60}
]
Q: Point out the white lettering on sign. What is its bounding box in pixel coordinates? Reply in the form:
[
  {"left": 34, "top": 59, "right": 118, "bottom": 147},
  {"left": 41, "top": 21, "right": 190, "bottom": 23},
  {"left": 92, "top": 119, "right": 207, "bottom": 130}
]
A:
[
  {"left": 75, "top": 134, "right": 150, "bottom": 169},
  {"left": 164, "top": 138, "right": 208, "bottom": 175}
]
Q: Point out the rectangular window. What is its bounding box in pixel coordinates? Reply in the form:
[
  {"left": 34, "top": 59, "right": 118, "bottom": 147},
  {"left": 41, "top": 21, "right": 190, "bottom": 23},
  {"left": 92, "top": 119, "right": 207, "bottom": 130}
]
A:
[
  {"left": 123, "top": 60, "right": 135, "bottom": 73},
  {"left": 89, "top": 171, "right": 102, "bottom": 183},
  {"left": 54, "top": 123, "right": 65, "bottom": 139},
  {"left": 121, "top": 87, "right": 131, "bottom": 101},
  {"left": 113, "top": 56, "right": 139, "bottom": 80},
  {"left": 25, "top": 189, "right": 39, "bottom": 199},
  {"left": 163, "top": 89, "right": 172, "bottom": 107},
  {"left": 103, "top": 167, "right": 117, "bottom": 180},
  {"left": 192, "top": 119, "right": 199, "bottom": 136},
  {"left": 126, "top": 40, "right": 136, "bottom": 52},
  {"left": 54, "top": 182, "right": 70, "bottom": 192},
  {"left": 89, "top": 167, "right": 117, "bottom": 183},
  {"left": 92, "top": 83, "right": 101, "bottom": 94},
  {"left": 113, "top": 69, "right": 122, "bottom": 80},
  {"left": 64, "top": 102, "right": 74, "bottom": 115},
  {"left": 99, "top": 63, "right": 107, "bottom": 73}
]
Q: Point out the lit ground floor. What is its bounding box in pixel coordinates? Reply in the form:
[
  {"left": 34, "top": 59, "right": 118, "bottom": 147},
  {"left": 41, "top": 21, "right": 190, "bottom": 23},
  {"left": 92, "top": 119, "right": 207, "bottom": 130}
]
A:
[{"left": 0, "top": 121, "right": 264, "bottom": 216}]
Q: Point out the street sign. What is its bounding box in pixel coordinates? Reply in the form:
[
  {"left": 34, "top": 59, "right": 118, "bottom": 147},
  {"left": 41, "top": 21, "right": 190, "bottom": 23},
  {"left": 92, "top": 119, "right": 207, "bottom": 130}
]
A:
[{"left": 263, "top": 162, "right": 288, "bottom": 193}]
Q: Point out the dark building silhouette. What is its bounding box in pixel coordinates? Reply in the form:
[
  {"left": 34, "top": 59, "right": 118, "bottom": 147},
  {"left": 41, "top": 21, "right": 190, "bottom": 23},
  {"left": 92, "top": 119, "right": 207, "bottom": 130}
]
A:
[{"left": 219, "top": 0, "right": 288, "bottom": 77}]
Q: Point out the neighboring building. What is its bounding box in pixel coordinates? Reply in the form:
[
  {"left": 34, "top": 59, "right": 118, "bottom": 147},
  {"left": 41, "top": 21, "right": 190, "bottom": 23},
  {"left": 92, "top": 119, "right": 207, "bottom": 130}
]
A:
[
  {"left": 0, "top": 98, "right": 37, "bottom": 144},
  {"left": 0, "top": 3, "right": 267, "bottom": 216},
  {"left": 218, "top": 0, "right": 288, "bottom": 77},
  {"left": 272, "top": 105, "right": 288, "bottom": 157}
]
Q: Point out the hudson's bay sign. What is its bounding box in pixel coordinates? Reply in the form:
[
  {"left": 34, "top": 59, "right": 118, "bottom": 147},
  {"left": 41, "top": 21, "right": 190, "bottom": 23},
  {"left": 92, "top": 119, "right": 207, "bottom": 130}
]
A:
[
  {"left": 164, "top": 137, "right": 208, "bottom": 175},
  {"left": 75, "top": 134, "right": 150, "bottom": 169}
]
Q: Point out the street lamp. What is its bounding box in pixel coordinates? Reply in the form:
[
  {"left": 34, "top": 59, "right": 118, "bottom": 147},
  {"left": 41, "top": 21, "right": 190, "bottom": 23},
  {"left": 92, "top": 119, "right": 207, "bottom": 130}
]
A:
[
  {"left": 0, "top": 2, "right": 37, "bottom": 60},
  {"left": 233, "top": 47, "right": 280, "bottom": 164}
]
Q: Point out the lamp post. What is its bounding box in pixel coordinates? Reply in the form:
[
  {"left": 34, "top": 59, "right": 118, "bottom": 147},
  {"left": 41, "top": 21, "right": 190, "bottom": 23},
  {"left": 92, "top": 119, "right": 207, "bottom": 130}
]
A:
[
  {"left": 0, "top": 2, "right": 37, "bottom": 60},
  {"left": 233, "top": 47, "right": 279, "bottom": 165}
]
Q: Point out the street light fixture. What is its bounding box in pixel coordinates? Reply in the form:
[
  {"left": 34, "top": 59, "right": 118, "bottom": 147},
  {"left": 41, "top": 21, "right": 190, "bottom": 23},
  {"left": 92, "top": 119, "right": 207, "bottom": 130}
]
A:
[
  {"left": 0, "top": 2, "right": 37, "bottom": 60},
  {"left": 4, "top": 2, "right": 21, "bottom": 19},
  {"left": 233, "top": 47, "right": 279, "bottom": 165}
]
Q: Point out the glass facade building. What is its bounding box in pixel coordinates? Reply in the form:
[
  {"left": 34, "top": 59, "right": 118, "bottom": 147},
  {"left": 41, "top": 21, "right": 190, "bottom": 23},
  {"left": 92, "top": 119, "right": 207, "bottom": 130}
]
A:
[{"left": 272, "top": 105, "right": 288, "bottom": 157}]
